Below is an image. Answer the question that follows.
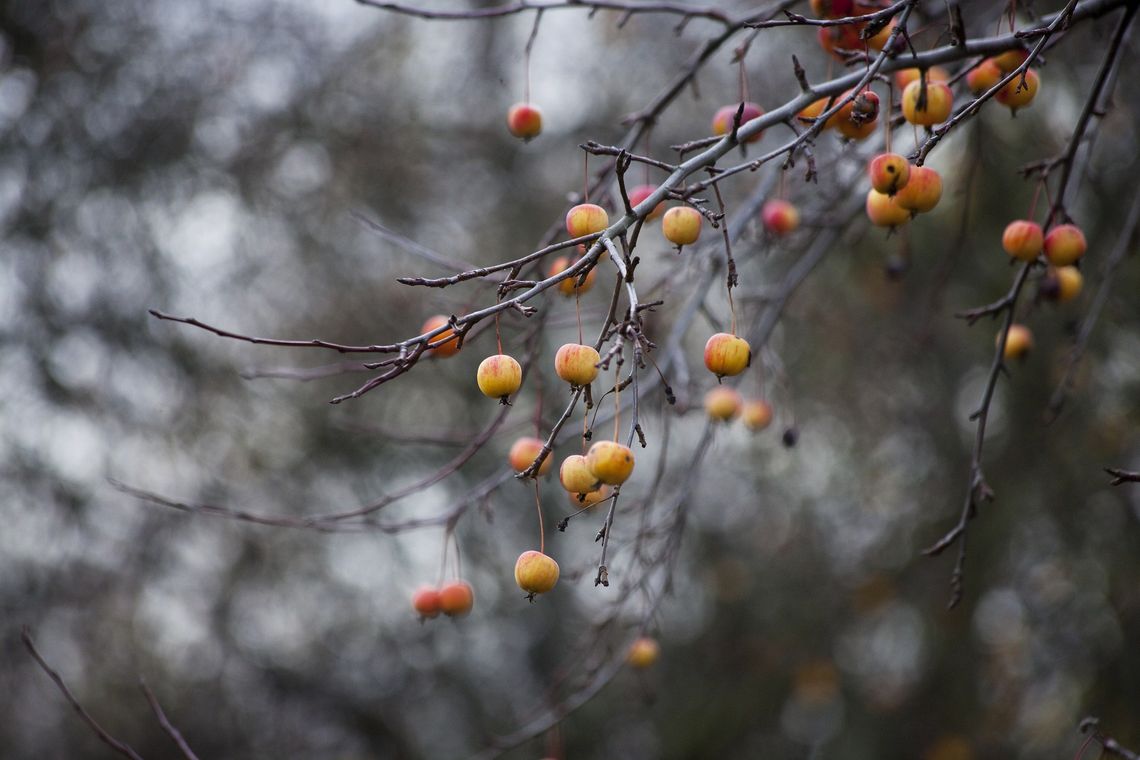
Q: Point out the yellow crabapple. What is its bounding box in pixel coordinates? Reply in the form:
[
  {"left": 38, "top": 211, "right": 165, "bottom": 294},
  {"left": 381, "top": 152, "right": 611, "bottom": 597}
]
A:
[
  {"left": 554, "top": 343, "right": 600, "bottom": 386},
  {"left": 477, "top": 354, "right": 523, "bottom": 401},
  {"left": 515, "top": 550, "right": 559, "bottom": 595},
  {"left": 999, "top": 324, "right": 1033, "bottom": 360},
  {"left": 565, "top": 203, "right": 609, "bottom": 238},
  {"left": 704, "top": 386, "right": 743, "bottom": 422},
  {"left": 662, "top": 206, "right": 703, "bottom": 246},
  {"left": 586, "top": 440, "right": 635, "bottom": 485}
]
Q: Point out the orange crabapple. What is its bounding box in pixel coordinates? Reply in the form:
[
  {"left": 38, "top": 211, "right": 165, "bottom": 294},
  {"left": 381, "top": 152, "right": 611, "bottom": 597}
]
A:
[
  {"left": 508, "top": 436, "right": 551, "bottom": 476},
  {"left": 996, "top": 69, "right": 1039, "bottom": 112},
  {"left": 837, "top": 114, "right": 877, "bottom": 140},
  {"left": 1043, "top": 224, "right": 1087, "bottom": 266},
  {"left": 554, "top": 343, "right": 600, "bottom": 387},
  {"left": 438, "top": 580, "right": 474, "bottom": 617},
  {"left": 797, "top": 97, "right": 832, "bottom": 128},
  {"left": 866, "top": 18, "right": 899, "bottom": 52},
  {"left": 515, "top": 550, "right": 560, "bottom": 596},
  {"left": 586, "top": 440, "right": 635, "bottom": 486},
  {"left": 548, "top": 254, "right": 597, "bottom": 296},
  {"left": 1002, "top": 220, "right": 1044, "bottom": 262},
  {"left": 565, "top": 203, "right": 609, "bottom": 238},
  {"left": 704, "top": 386, "right": 743, "bottom": 422},
  {"left": 662, "top": 206, "right": 703, "bottom": 246},
  {"left": 421, "top": 315, "right": 460, "bottom": 357},
  {"left": 894, "top": 165, "right": 942, "bottom": 214},
  {"left": 476, "top": 354, "right": 523, "bottom": 402},
  {"left": 966, "top": 59, "right": 1003, "bottom": 94},
  {"left": 506, "top": 102, "right": 543, "bottom": 141},
  {"left": 412, "top": 586, "right": 442, "bottom": 619},
  {"left": 993, "top": 47, "right": 1030, "bottom": 73}
]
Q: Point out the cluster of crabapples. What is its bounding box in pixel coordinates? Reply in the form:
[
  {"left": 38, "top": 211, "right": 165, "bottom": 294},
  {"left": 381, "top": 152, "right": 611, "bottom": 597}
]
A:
[
  {"left": 999, "top": 219, "right": 1087, "bottom": 360},
  {"left": 412, "top": 580, "right": 474, "bottom": 621},
  {"left": 439, "top": 11, "right": 1047, "bottom": 616},
  {"left": 409, "top": 203, "right": 759, "bottom": 614}
]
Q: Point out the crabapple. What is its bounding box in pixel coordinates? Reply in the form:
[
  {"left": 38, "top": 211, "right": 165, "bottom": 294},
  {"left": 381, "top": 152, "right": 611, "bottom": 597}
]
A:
[
  {"left": 421, "top": 315, "right": 460, "bottom": 357},
  {"left": 1040, "top": 266, "right": 1083, "bottom": 303},
  {"left": 662, "top": 206, "right": 702, "bottom": 246},
  {"left": 894, "top": 165, "right": 942, "bottom": 214},
  {"left": 902, "top": 80, "right": 953, "bottom": 125},
  {"left": 560, "top": 454, "right": 601, "bottom": 495},
  {"left": 704, "top": 386, "right": 743, "bottom": 422},
  {"left": 996, "top": 69, "right": 1039, "bottom": 112},
  {"left": 704, "top": 333, "right": 750, "bottom": 378},
  {"left": 549, "top": 255, "right": 597, "bottom": 296},
  {"left": 565, "top": 203, "right": 609, "bottom": 238},
  {"left": 761, "top": 200, "right": 800, "bottom": 235},
  {"left": 894, "top": 66, "right": 949, "bottom": 90},
  {"left": 993, "top": 47, "right": 1030, "bottom": 73},
  {"left": 586, "top": 440, "right": 635, "bottom": 485},
  {"left": 568, "top": 485, "right": 611, "bottom": 509},
  {"left": 627, "top": 637, "right": 660, "bottom": 668},
  {"left": 865, "top": 189, "right": 910, "bottom": 228},
  {"left": 868, "top": 153, "right": 910, "bottom": 196},
  {"left": 412, "top": 586, "right": 442, "bottom": 619},
  {"left": 477, "top": 354, "right": 522, "bottom": 401},
  {"left": 515, "top": 550, "right": 559, "bottom": 595},
  {"left": 999, "top": 324, "right": 1033, "bottom": 360},
  {"left": 554, "top": 343, "right": 600, "bottom": 387},
  {"left": 1001, "top": 220, "right": 1043, "bottom": 262},
  {"left": 966, "top": 59, "right": 1003, "bottom": 94},
  {"left": 742, "top": 399, "right": 774, "bottom": 431},
  {"left": 508, "top": 436, "right": 551, "bottom": 476},
  {"left": 711, "top": 102, "right": 765, "bottom": 143},
  {"left": 438, "top": 580, "right": 474, "bottom": 617},
  {"left": 506, "top": 102, "right": 542, "bottom": 140},
  {"left": 1043, "top": 224, "right": 1087, "bottom": 266},
  {"left": 628, "top": 184, "right": 665, "bottom": 220}
]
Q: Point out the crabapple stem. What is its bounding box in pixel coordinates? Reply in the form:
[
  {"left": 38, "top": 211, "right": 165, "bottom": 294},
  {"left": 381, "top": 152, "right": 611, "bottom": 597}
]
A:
[{"left": 533, "top": 480, "right": 545, "bottom": 554}]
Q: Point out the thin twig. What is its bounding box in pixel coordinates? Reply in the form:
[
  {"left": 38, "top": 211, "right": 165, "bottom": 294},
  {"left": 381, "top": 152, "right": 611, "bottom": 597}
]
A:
[
  {"left": 21, "top": 628, "right": 146, "bottom": 760},
  {"left": 139, "top": 680, "right": 201, "bottom": 760}
]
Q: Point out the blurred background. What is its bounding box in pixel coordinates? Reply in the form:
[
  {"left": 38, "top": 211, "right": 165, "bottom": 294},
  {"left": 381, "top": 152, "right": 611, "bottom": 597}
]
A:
[{"left": 1, "top": 0, "right": 1138, "bottom": 757}]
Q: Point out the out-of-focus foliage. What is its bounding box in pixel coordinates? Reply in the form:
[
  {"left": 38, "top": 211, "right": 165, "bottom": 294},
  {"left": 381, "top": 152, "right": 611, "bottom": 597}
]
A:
[{"left": 1, "top": 0, "right": 1138, "bottom": 758}]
